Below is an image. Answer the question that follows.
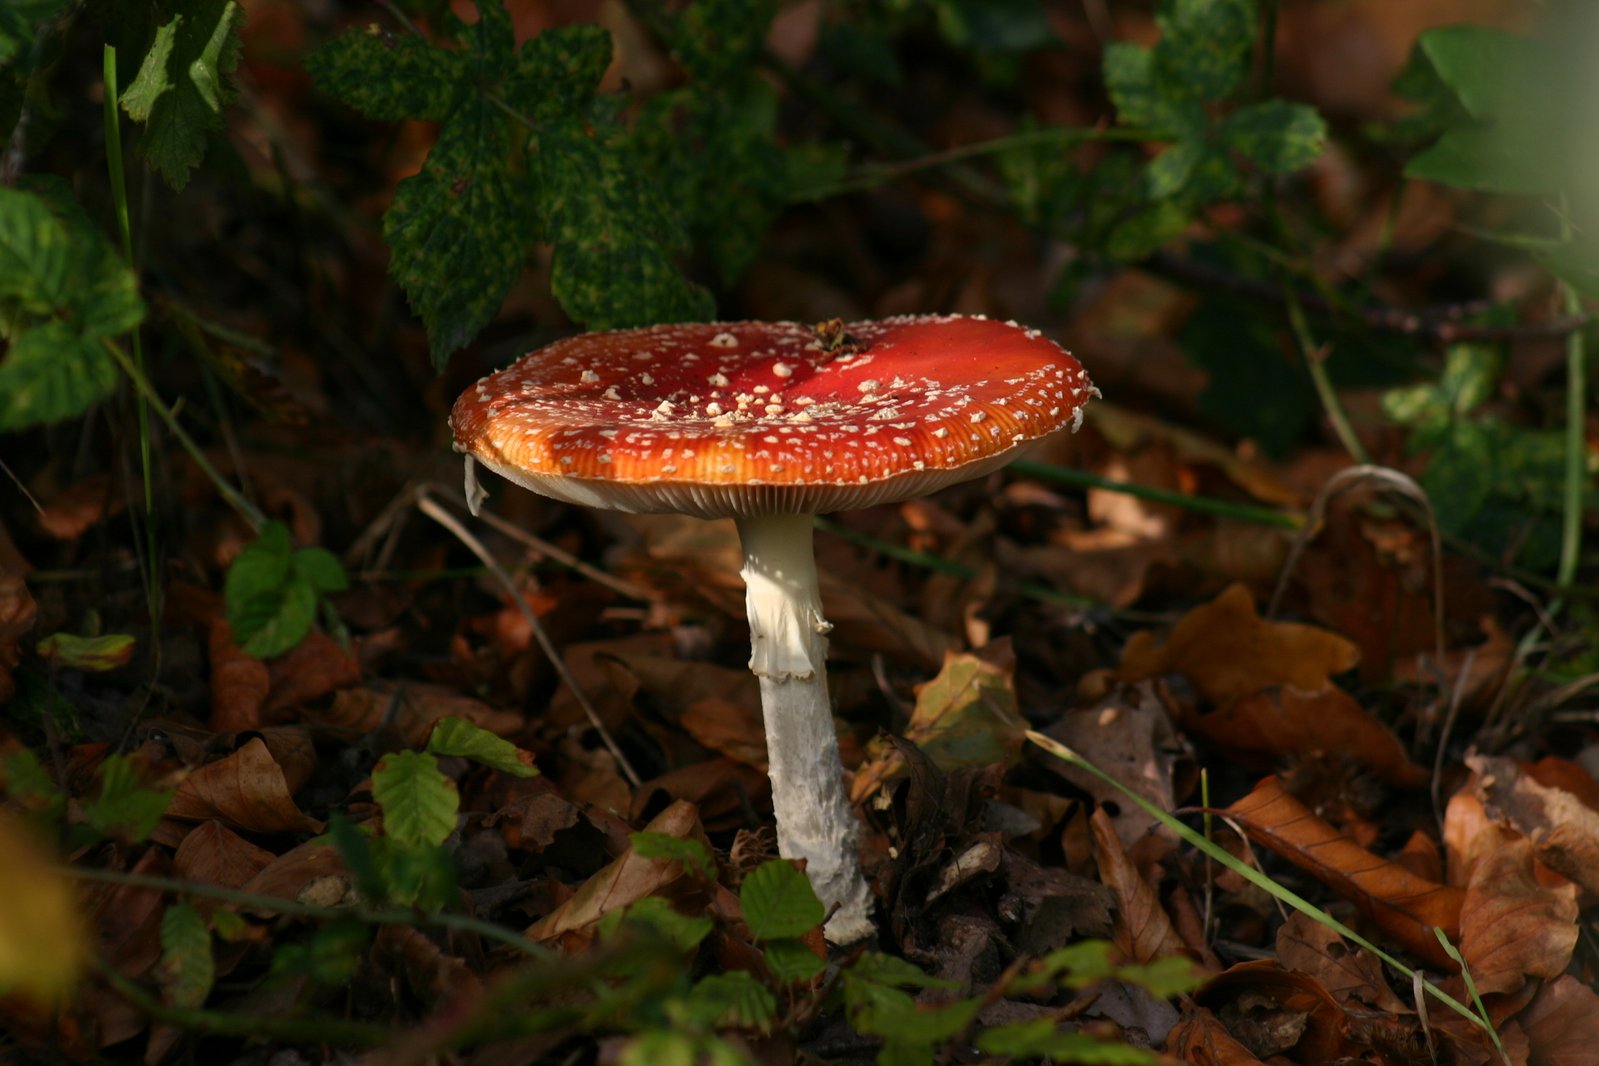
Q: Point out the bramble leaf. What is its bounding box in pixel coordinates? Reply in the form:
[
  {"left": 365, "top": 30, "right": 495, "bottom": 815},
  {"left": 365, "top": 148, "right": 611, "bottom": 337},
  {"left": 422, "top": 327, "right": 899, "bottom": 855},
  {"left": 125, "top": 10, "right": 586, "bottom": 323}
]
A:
[
  {"left": 0, "top": 186, "right": 144, "bottom": 431},
  {"left": 1221, "top": 100, "right": 1327, "bottom": 173},
  {"left": 740, "top": 859, "right": 824, "bottom": 940},
  {"left": 121, "top": 0, "right": 244, "bottom": 190},
  {"left": 372, "top": 750, "right": 458, "bottom": 849},
  {"left": 426, "top": 716, "right": 538, "bottom": 777}
]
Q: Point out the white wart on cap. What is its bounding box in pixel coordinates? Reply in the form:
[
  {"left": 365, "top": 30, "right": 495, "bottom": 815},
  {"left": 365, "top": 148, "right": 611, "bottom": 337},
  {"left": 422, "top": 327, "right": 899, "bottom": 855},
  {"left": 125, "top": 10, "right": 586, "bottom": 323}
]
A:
[{"left": 451, "top": 314, "right": 1094, "bottom": 518}]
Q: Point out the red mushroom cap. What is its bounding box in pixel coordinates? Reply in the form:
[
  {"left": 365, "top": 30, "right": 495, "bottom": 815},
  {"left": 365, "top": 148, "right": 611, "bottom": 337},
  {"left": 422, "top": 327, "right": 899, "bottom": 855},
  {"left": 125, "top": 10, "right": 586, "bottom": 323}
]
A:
[{"left": 451, "top": 314, "right": 1093, "bottom": 518}]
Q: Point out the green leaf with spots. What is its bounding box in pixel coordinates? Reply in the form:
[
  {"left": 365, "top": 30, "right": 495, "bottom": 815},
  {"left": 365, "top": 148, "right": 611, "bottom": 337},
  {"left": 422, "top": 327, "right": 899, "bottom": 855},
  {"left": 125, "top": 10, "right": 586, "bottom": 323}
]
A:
[
  {"left": 121, "top": 0, "right": 245, "bottom": 190},
  {"left": 372, "top": 750, "right": 458, "bottom": 849},
  {"left": 1221, "top": 100, "right": 1327, "bottom": 173},
  {"left": 1154, "top": 0, "right": 1254, "bottom": 103},
  {"left": 0, "top": 185, "right": 145, "bottom": 431},
  {"left": 303, "top": 22, "right": 462, "bottom": 121}
]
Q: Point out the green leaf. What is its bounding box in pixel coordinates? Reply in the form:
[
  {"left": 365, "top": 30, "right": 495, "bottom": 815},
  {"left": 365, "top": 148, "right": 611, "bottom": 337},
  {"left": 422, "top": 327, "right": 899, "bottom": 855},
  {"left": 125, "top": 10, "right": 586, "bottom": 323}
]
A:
[
  {"left": 1221, "top": 100, "right": 1327, "bottom": 173},
  {"left": 1114, "top": 955, "right": 1207, "bottom": 999},
  {"left": 0, "top": 748, "right": 64, "bottom": 819},
  {"left": 36, "top": 632, "right": 136, "bottom": 672},
  {"left": 630, "top": 831, "right": 716, "bottom": 880},
  {"left": 269, "top": 920, "right": 369, "bottom": 987},
  {"left": 120, "top": 0, "right": 245, "bottom": 190},
  {"left": 1144, "top": 138, "right": 1204, "bottom": 199},
  {"left": 535, "top": 115, "right": 715, "bottom": 331},
  {"left": 223, "top": 522, "right": 345, "bottom": 659},
  {"left": 303, "top": 22, "right": 462, "bottom": 121},
  {"left": 621, "top": 1031, "right": 699, "bottom": 1066},
  {"left": 1104, "top": 197, "right": 1192, "bottom": 261},
  {"left": 1153, "top": 0, "right": 1254, "bottom": 103},
  {"left": 600, "top": 895, "right": 714, "bottom": 951},
  {"left": 1103, "top": 43, "right": 1199, "bottom": 137},
  {"left": 371, "top": 750, "right": 458, "bottom": 848},
  {"left": 762, "top": 937, "right": 825, "bottom": 983},
  {"left": 740, "top": 860, "right": 824, "bottom": 940},
  {"left": 83, "top": 755, "right": 173, "bottom": 843},
  {"left": 1404, "top": 126, "right": 1554, "bottom": 195},
  {"left": 1417, "top": 25, "right": 1544, "bottom": 122},
  {"left": 683, "top": 970, "right": 777, "bottom": 1030},
  {"left": 426, "top": 716, "right": 537, "bottom": 777},
  {"left": 156, "top": 904, "right": 214, "bottom": 1008},
  {"left": 977, "top": 1021, "right": 1156, "bottom": 1064},
  {"left": 0, "top": 186, "right": 144, "bottom": 431},
  {"left": 846, "top": 953, "right": 960, "bottom": 990}
]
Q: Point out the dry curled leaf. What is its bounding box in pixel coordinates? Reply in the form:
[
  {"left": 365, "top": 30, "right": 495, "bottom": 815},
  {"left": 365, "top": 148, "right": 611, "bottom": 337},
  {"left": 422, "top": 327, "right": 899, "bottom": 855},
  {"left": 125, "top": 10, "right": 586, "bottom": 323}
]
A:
[
  {"left": 1469, "top": 754, "right": 1599, "bottom": 897},
  {"left": 1274, "top": 911, "right": 1408, "bottom": 1014},
  {"left": 1167, "top": 1008, "right": 1266, "bottom": 1065},
  {"left": 1089, "top": 806, "right": 1186, "bottom": 965},
  {"left": 1516, "top": 975, "right": 1599, "bottom": 1066},
  {"left": 168, "top": 738, "right": 324, "bottom": 834},
  {"left": 173, "top": 821, "right": 276, "bottom": 890},
  {"left": 1223, "top": 776, "right": 1463, "bottom": 967}
]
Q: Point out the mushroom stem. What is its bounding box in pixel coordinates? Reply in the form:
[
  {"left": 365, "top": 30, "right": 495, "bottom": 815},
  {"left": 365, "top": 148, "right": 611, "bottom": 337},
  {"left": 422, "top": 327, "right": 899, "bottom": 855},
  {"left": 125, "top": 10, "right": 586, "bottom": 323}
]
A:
[{"left": 735, "top": 513, "right": 874, "bottom": 943}]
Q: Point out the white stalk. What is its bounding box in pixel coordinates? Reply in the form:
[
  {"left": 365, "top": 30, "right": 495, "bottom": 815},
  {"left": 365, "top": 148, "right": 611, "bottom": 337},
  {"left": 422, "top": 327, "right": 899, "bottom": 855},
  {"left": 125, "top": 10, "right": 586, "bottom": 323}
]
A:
[{"left": 736, "top": 513, "right": 874, "bottom": 943}]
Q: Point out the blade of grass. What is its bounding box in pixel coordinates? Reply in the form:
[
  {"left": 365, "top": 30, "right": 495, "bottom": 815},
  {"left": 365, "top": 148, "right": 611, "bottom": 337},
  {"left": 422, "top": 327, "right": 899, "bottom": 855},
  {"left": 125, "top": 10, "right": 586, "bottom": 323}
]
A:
[
  {"left": 1008, "top": 459, "right": 1303, "bottom": 529},
  {"left": 1023, "top": 730, "right": 1486, "bottom": 1032},
  {"left": 1433, "top": 929, "right": 1510, "bottom": 1065}
]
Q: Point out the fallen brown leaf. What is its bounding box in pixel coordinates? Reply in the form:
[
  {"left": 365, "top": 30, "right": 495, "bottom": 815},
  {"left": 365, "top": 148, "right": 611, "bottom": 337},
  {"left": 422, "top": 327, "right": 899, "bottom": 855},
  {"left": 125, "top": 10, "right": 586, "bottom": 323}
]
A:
[
  {"left": 1090, "top": 807, "right": 1187, "bottom": 964},
  {"left": 1040, "top": 684, "right": 1188, "bottom": 852},
  {"left": 1167, "top": 1008, "right": 1266, "bottom": 1065},
  {"left": 1459, "top": 831, "right": 1577, "bottom": 996},
  {"left": 1118, "top": 583, "right": 1360, "bottom": 704},
  {"left": 1517, "top": 975, "right": 1599, "bottom": 1066},
  {"left": 1223, "top": 776, "right": 1463, "bottom": 967},
  {"left": 262, "top": 630, "right": 362, "bottom": 717},
  {"left": 1191, "top": 960, "right": 1352, "bottom": 1063},
  {"left": 35, "top": 472, "right": 123, "bottom": 540},
  {"left": 168, "top": 738, "right": 324, "bottom": 834},
  {"left": 313, "top": 681, "right": 524, "bottom": 748},
  {"left": 207, "top": 618, "right": 270, "bottom": 732},
  {"left": 528, "top": 799, "right": 706, "bottom": 945},
  {"left": 173, "top": 821, "right": 276, "bottom": 889},
  {"left": 0, "top": 573, "right": 38, "bottom": 705},
  {"left": 1274, "top": 910, "right": 1408, "bottom": 1014},
  {"left": 1469, "top": 754, "right": 1599, "bottom": 897},
  {"left": 240, "top": 843, "right": 350, "bottom": 913}
]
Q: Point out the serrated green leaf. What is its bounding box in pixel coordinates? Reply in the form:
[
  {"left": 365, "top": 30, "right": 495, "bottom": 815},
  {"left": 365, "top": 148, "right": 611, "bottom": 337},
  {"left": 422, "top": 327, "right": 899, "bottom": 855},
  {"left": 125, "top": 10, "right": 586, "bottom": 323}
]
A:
[
  {"left": 36, "top": 632, "right": 136, "bottom": 672},
  {"left": 762, "top": 937, "right": 825, "bottom": 983},
  {"left": 120, "top": 0, "right": 244, "bottom": 190},
  {"left": 846, "top": 953, "right": 960, "bottom": 990},
  {"left": 684, "top": 971, "right": 777, "bottom": 1030},
  {"left": 384, "top": 99, "right": 536, "bottom": 367},
  {"left": 291, "top": 547, "right": 347, "bottom": 594},
  {"left": 157, "top": 904, "right": 214, "bottom": 1008},
  {"left": 0, "top": 323, "right": 120, "bottom": 431},
  {"left": 1103, "top": 43, "right": 1197, "bottom": 137},
  {"left": 1153, "top": 0, "right": 1254, "bottom": 103},
  {"left": 740, "top": 860, "right": 824, "bottom": 940},
  {"left": 304, "top": 23, "right": 463, "bottom": 121},
  {"left": 501, "top": 24, "right": 612, "bottom": 121},
  {"left": 426, "top": 716, "right": 538, "bottom": 777},
  {"left": 535, "top": 116, "right": 715, "bottom": 331},
  {"left": 1221, "top": 100, "right": 1327, "bottom": 173},
  {"left": 1114, "top": 954, "right": 1206, "bottom": 998},
  {"left": 372, "top": 750, "right": 458, "bottom": 848},
  {"left": 83, "top": 755, "right": 172, "bottom": 843},
  {"left": 668, "top": 0, "right": 777, "bottom": 83},
  {"left": 630, "top": 831, "right": 715, "bottom": 880}
]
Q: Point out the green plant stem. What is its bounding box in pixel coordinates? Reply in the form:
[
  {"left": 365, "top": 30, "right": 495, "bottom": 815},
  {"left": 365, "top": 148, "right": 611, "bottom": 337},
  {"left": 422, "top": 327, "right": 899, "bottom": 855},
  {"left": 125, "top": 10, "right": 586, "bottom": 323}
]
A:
[
  {"left": 1281, "top": 281, "right": 1371, "bottom": 463},
  {"left": 795, "top": 125, "right": 1153, "bottom": 200},
  {"left": 1558, "top": 278, "right": 1586, "bottom": 591},
  {"left": 1008, "top": 459, "right": 1304, "bottom": 528},
  {"left": 1024, "top": 731, "right": 1485, "bottom": 1031},
  {"left": 95, "top": 959, "right": 391, "bottom": 1047},
  {"left": 101, "top": 338, "right": 265, "bottom": 533},
  {"left": 65, "top": 865, "right": 551, "bottom": 959}
]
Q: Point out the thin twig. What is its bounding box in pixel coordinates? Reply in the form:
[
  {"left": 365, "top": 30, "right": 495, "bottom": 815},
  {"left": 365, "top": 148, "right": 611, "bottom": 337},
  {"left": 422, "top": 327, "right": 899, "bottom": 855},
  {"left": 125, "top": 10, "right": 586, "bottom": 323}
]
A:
[{"left": 416, "top": 490, "right": 644, "bottom": 788}]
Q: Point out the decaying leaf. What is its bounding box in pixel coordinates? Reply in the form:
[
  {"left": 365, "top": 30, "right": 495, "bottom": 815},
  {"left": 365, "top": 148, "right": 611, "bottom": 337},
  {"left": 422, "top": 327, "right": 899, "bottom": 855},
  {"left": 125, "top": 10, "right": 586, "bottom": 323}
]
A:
[
  {"left": 313, "top": 682, "right": 524, "bottom": 748},
  {"left": 1167, "top": 1007, "right": 1266, "bottom": 1065},
  {"left": 1458, "top": 829, "right": 1576, "bottom": 996},
  {"left": 167, "top": 738, "right": 324, "bottom": 834},
  {"left": 1274, "top": 911, "right": 1408, "bottom": 1014},
  {"left": 851, "top": 642, "right": 1025, "bottom": 802},
  {"left": 173, "top": 820, "right": 276, "bottom": 889},
  {"left": 1517, "top": 975, "right": 1599, "bottom": 1066},
  {"left": 1223, "top": 776, "right": 1463, "bottom": 967},
  {"left": 1089, "top": 807, "right": 1187, "bottom": 965},
  {"left": 1469, "top": 753, "right": 1599, "bottom": 896}
]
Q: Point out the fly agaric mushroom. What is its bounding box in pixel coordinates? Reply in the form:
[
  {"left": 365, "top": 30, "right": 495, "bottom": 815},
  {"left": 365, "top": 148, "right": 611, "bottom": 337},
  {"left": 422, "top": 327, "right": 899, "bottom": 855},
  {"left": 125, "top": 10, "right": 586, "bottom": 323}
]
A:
[{"left": 451, "top": 314, "right": 1094, "bottom": 942}]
